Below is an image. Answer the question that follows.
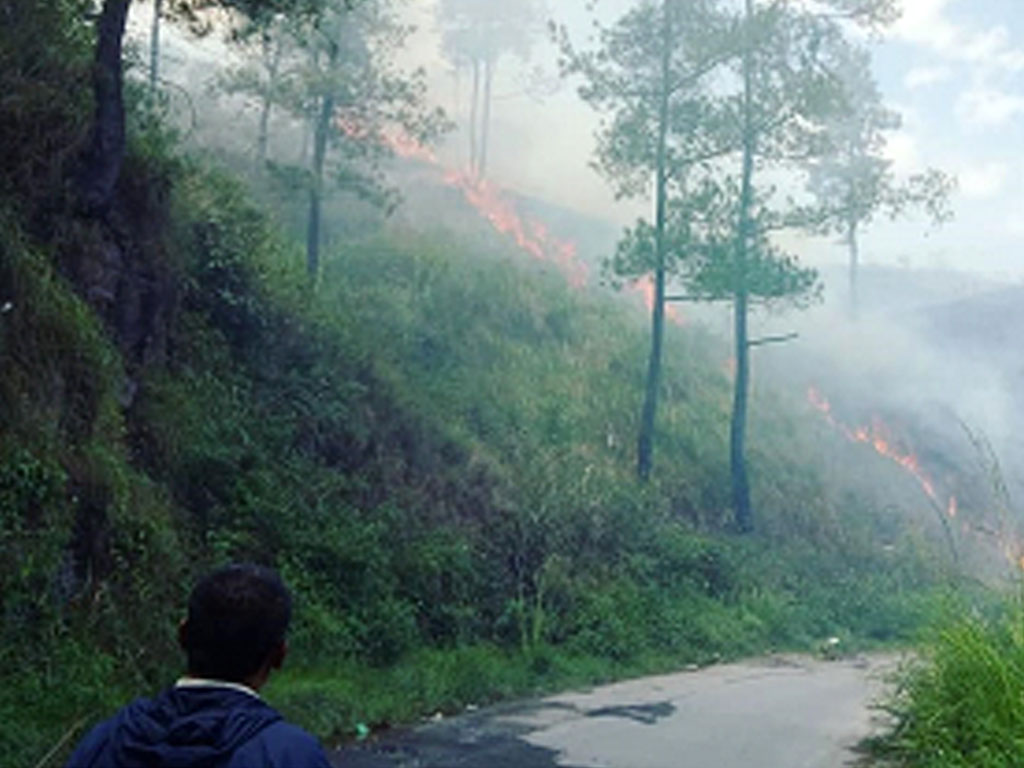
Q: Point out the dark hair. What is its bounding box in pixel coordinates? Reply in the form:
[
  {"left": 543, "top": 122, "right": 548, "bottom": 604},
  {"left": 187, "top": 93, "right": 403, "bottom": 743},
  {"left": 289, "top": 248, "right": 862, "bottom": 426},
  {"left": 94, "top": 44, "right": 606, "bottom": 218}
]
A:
[{"left": 182, "top": 563, "right": 292, "bottom": 682}]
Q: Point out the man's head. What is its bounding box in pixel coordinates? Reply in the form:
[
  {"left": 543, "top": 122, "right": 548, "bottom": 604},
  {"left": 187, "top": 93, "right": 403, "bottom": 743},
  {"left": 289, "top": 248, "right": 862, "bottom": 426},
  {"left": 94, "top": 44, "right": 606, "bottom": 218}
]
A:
[{"left": 179, "top": 563, "right": 292, "bottom": 685}]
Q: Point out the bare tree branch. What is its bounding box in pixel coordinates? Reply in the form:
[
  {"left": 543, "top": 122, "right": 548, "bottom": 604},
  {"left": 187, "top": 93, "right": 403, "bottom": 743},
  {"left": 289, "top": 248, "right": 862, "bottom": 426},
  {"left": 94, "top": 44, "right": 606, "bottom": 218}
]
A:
[{"left": 747, "top": 332, "right": 798, "bottom": 348}]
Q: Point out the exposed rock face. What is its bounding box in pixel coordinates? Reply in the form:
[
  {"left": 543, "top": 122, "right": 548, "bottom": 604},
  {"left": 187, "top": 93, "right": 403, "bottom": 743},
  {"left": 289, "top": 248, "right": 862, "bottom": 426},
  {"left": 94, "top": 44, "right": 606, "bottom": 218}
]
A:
[
  {"left": 111, "top": 236, "right": 175, "bottom": 369},
  {"left": 66, "top": 173, "right": 180, "bottom": 388},
  {"left": 54, "top": 167, "right": 180, "bottom": 596}
]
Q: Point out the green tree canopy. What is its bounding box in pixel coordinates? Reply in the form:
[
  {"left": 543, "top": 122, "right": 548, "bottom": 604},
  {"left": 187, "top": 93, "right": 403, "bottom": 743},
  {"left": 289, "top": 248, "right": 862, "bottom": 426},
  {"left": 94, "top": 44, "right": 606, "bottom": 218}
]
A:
[
  {"left": 78, "top": 0, "right": 335, "bottom": 214},
  {"left": 711, "top": 0, "right": 899, "bottom": 531},
  {"left": 557, "top": 0, "right": 734, "bottom": 480},
  {"left": 437, "top": 0, "right": 542, "bottom": 178},
  {"left": 800, "top": 46, "right": 955, "bottom": 317},
  {"left": 266, "top": 0, "right": 448, "bottom": 279},
  {"left": 565, "top": 0, "right": 900, "bottom": 527}
]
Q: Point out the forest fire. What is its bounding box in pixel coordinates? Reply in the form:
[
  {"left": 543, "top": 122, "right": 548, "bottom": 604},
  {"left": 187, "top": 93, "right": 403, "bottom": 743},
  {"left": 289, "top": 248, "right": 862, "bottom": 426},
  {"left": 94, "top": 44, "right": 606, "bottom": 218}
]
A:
[
  {"left": 442, "top": 170, "right": 589, "bottom": 289},
  {"left": 353, "top": 122, "right": 591, "bottom": 289},
  {"left": 382, "top": 128, "right": 440, "bottom": 165},
  {"left": 362, "top": 113, "right": 1019, "bottom": 559},
  {"left": 807, "top": 387, "right": 955, "bottom": 515},
  {"left": 634, "top": 275, "right": 686, "bottom": 327},
  {"left": 350, "top": 124, "right": 703, "bottom": 320},
  {"left": 809, "top": 389, "right": 1024, "bottom": 571}
]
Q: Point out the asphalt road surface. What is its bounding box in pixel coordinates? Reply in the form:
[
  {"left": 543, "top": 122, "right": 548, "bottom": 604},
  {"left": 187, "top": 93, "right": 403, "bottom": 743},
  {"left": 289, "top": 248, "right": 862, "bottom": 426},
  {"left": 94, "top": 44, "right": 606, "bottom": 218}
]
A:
[{"left": 329, "top": 654, "right": 899, "bottom": 768}]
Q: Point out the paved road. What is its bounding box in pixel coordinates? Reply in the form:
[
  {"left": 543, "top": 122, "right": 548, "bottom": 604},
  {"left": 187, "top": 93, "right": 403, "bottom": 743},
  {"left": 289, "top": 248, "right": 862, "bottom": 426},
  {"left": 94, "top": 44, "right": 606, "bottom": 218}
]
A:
[{"left": 330, "top": 654, "right": 898, "bottom": 768}]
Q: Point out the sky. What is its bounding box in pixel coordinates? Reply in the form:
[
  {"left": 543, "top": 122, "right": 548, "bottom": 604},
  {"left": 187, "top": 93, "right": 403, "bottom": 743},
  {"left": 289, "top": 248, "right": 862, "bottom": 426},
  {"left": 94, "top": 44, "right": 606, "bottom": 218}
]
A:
[
  {"left": 867, "top": 0, "right": 1024, "bottom": 279},
  {"left": 399, "top": 0, "right": 1024, "bottom": 281}
]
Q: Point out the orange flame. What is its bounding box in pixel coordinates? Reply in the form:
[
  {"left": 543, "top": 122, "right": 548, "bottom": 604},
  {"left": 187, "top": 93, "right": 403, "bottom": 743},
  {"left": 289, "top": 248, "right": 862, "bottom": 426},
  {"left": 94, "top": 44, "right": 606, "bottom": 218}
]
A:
[
  {"left": 443, "top": 170, "right": 589, "bottom": 289},
  {"left": 632, "top": 275, "right": 686, "bottom": 326},
  {"left": 809, "top": 388, "right": 1024, "bottom": 572},
  {"left": 337, "top": 115, "right": 438, "bottom": 165},
  {"left": 339, "top": 118, "right": 590, "bottom": 290},
  {"left": 383, "top": 129, "right": 439, "bottom": 165},
  {"left": 807, "top": 387, "right": 953, "bottom": 511},
  {"left": 338, "top": 122, "right": 705, "bottom": 315}
]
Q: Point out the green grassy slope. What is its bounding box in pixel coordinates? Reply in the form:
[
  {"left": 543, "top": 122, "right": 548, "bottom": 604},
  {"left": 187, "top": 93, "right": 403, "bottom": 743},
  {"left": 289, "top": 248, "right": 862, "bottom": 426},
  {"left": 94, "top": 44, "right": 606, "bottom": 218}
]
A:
[{"left": 0, "top": 2, "right": 954, "bottom": 763}]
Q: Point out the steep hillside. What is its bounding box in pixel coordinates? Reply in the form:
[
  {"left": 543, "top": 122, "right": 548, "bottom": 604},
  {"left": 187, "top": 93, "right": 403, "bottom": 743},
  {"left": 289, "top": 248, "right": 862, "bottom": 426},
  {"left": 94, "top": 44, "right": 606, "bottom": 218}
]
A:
[{"left": 0, "top": 3, "right": 960, "bottom": 764}]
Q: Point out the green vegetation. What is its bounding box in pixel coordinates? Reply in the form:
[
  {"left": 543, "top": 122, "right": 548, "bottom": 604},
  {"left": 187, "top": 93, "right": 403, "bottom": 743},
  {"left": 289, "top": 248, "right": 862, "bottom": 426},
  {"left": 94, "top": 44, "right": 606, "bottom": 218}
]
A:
[
  {"left": 0, "top": 1, "right": 966, "bottom": 766},
  {"left": 866, "top": 592, "right": 1024, "bottom": 768},
  {"left": 557, "top": 0, "right": 922, "bottom": 529}
]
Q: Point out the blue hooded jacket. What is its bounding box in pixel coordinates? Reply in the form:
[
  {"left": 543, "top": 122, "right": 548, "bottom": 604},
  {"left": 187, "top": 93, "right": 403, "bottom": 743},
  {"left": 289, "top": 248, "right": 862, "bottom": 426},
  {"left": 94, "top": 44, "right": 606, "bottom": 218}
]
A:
[{"left": 65, "top": 685, "right": 332, "bottom": 768}]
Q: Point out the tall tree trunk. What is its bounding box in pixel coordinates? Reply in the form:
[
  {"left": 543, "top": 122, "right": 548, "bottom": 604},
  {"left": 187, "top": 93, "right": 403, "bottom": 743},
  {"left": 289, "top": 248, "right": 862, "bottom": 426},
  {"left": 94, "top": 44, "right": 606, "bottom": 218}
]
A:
[
  {"left": 257, "top": 95, "right": 272, "bottom": 165},
  {"left": 150, "top": 0, "right": 162, "bottom": 91},
  {"left": 847, "top": 219, "right": 860, "bottom": 321},
  {"left": 478, "top": 55, "right": 494, "bottom": 180},
  {"left": 731, "top": 289, "right": 752, "bottom": 532},
  {"left": 78, "top": 0, "right": 131, "bottom": 216},
  {"left": 256, "top": 31, "right": 280, "bottom": 164},
  {"left": 469, "top": 58, "right": 480, "bottom": 177},
  {"left": 306, "top": 93, "right": 333, "bottom": 282},
  {"left": 453, "top": 66, "right": 461, "bottom": 151},
  {"left": 300, "top": 119, "right": 311, "bottom": 166},
  {"left": 731, "top": 0, "right": 756, "bottom": 533},
  {"left": 637, "top": 0, "right": 672, "bottom": 482}
]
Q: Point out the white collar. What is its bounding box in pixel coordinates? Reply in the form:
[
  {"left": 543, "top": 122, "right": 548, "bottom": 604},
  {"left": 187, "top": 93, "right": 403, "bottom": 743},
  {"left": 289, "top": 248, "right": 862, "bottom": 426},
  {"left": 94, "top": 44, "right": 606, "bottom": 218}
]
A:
[{"left": 175, "top": 677, "right": 261, "bottom": 700}]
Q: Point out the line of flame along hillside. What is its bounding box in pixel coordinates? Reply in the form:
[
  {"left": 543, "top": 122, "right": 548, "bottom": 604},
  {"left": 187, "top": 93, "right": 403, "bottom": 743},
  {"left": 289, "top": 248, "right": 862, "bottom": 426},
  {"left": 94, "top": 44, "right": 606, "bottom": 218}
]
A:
[
  {"left": 807, "top": 387, "right": 954, "bottom": 516},
  {"left": 383, "top": 131, "right": 967, "bottom": 533},
  {"left": 374, "top": 126, "right": 1020, "bottom": 561},
  {"left": 376, "top": 127, "right": 685, "bottom": 326},
  {"left": 807, "top": 387, "right": 1024, "bottom": 570},
  {"left": 384, "top": 126, "right": 987, "bottom": 519},
  {"left": 382, "top": 127, "right": 962, "bottom": 513},
  {"left": 811, "top": 391, "right": 1024, "bottom": 573}
]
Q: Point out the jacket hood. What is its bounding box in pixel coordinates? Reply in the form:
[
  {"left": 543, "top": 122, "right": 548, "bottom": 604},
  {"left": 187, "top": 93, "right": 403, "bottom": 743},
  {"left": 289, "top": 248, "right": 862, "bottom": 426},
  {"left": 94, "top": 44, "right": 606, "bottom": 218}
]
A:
[{"left": 109, "top": 686, "right": 282, "bottom": 768}]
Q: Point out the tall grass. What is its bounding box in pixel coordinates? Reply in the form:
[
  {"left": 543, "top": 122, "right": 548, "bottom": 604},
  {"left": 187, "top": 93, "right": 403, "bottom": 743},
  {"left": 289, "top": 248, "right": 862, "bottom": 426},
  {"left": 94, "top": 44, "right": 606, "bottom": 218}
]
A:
[{"left": 870, "top": 591, "right": 1024, "bottom": 767}]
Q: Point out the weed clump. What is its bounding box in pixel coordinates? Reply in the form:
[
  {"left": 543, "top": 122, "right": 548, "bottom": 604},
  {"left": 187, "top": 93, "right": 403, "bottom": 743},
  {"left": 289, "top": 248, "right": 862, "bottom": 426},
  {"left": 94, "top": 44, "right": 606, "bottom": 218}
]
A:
[{"left": 870, "top": 593, "right": 1024, "bottom": 767}]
